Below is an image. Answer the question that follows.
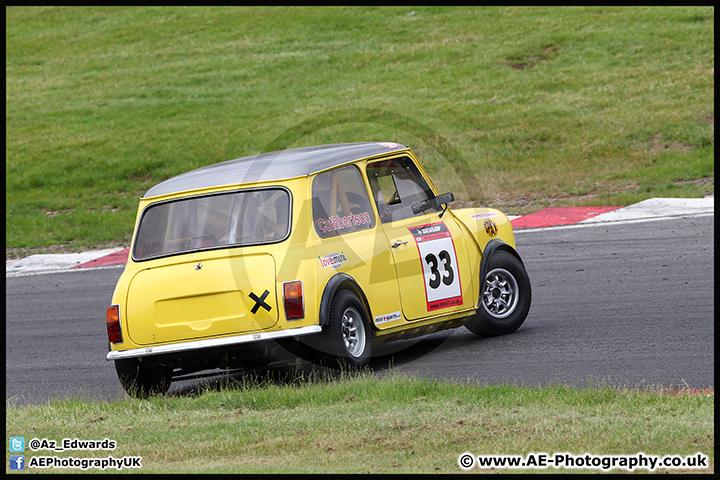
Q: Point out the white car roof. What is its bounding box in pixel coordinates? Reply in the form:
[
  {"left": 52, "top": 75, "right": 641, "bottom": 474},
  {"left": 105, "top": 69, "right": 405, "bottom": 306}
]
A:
[{"left": 143, "top": 142, "right": 409, "bottom": 198}]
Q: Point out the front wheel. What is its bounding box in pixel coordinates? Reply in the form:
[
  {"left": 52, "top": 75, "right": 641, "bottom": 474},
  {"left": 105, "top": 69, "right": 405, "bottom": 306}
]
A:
[
  {"left": 325, "top": 290, "right": 372, "bottom": 367},
  {"left": 466, "top": 250, "right": 531, "bottom": 336}
]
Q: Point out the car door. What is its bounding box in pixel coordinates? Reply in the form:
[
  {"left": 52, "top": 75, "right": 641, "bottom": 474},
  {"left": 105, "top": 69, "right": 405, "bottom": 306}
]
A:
[{"left": 366, "top": 156, "right": 475, "bottom": 321}]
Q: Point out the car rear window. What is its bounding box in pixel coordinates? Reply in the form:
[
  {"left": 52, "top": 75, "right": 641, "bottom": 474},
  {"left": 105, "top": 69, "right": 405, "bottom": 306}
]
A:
[{"left": 133, "top": 188, "right": 291, "bottom": 260}]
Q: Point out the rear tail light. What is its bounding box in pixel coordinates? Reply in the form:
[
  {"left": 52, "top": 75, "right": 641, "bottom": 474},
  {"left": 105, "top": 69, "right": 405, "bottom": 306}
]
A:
[
  {"left": 283, "top": 281, "right": 304, "bottom": 320},
  {"left": 106, "top": 305, "right": 123, "bottom": 343}
]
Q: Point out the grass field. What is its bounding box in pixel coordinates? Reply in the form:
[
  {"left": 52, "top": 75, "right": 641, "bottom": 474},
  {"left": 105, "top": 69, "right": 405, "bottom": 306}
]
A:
[
  {"left": 5, "top": 6, "right": 714, "bottom": 255},
  {"left": 5, "top": 372, "right": 714, "bottom": 474}
]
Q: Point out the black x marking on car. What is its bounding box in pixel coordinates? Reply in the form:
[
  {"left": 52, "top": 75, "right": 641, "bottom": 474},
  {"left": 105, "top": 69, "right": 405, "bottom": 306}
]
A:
[{"left": 249, "top": 289, "right": 272, "bottom": 314}]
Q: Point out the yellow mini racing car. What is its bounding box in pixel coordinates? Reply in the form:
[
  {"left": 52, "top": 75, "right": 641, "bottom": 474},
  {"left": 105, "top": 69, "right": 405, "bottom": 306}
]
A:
[{"left": 106, "top": 142, "right": 531, "bottom": 396}]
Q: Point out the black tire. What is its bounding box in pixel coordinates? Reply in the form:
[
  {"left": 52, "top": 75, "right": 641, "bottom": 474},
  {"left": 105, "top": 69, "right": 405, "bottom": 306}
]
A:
[
  {"left": 465, "top": 250, "right": 531, "bottom": 336},
  {"left": 324, "top": 290, "right": 372, "bottom": 368},
  {"left": 115, "top": 358, "right": 172, "bottom": 398}
]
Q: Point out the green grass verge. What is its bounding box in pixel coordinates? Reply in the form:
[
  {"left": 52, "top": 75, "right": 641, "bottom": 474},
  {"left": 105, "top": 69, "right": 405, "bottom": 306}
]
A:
[
  {"left": 5, "top": 372, "right": 714, "bottom": 474},
  {"left": 6, "top": 6, "right": 714, "bottom": 253}
]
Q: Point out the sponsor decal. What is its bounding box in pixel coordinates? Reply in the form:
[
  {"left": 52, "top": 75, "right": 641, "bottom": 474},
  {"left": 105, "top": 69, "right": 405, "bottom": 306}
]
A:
[
  {"left": 374, "top": 310, "right": 402, "bottom": 325},
  {"left": 249, "top": 289, "right": 272, "bottom": 313},
  {"left": 411, "top": 223, "right": 448, "bottom": 242},
  {"left": 484, "top": 219, "right": 498, "bottom": 237},
  {"left": 378, "top": 142, "right": 400, "bottom": 149},
  {"left": 317, "top": 211, "right": 372, "bottom": 234},
  {"left": 408, "top": 222, "right": 463, "bottom": 312},
  {"left": 470, "top": 211, "right": 499, "bottom": 221},
  {"left": 318, "top": 252, "right": 348, "bottom": 269}
]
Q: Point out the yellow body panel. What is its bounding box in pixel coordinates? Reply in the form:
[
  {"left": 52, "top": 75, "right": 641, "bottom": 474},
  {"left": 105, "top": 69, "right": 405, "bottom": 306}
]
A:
[
  {"left": 312, "top": 225, "right": 404, "bottom": 329},
  {"left": 453, "top": 208, "right": 515, "bottom": 249},
  {"left": 126, "top": 252, "right": 278, "bottom": 345}
]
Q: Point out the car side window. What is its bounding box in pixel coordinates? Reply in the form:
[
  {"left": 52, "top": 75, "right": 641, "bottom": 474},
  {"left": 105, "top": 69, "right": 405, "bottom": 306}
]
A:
[
  {"left": 312, "top": 165, "right": 376, "bottom": 238},
  {"left": 366, "top": 157, "right": 441, "bottom": 223}
]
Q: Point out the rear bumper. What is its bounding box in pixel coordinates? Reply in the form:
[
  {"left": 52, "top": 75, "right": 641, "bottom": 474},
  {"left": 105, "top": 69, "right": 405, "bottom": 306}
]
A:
[{"left": 106, "top": 325, "right": 322, "bottom": 361}]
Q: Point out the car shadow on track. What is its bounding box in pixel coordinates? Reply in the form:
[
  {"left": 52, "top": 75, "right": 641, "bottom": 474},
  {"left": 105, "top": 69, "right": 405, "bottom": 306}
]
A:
[{"left": 167, "top": 330, "right": 463, "bottom": 398}]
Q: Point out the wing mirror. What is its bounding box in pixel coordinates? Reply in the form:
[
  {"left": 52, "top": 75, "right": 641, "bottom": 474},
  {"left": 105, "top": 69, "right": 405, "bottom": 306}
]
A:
[
  {"left": 436, "top": 192, "right": 454, "bottom": 218},
  {"left": 435, "top": 192, "right": 455, "bottom": 206}
]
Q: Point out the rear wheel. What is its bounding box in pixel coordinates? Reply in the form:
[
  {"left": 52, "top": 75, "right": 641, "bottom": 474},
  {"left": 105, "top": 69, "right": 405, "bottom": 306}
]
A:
[
  {"left": 325, "top": 290, "right": 372, "bottom": 367},
  {"left": 114, "top": 358, "right": 172, "bottom": 398},
  {"left": 466, "top": 250, "right": 531, "bottom": 336}
]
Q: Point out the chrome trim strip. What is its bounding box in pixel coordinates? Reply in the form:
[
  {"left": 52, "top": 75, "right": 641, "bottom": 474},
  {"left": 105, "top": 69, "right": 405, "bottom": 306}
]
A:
[{"left": 106, "top": 325, "right": 322, "bottom": 360}]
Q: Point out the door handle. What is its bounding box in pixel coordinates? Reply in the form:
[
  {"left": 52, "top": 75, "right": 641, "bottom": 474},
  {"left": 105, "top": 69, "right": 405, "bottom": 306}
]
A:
[{"left": 391, "top": 240, "right": 408, "bottom": 248}]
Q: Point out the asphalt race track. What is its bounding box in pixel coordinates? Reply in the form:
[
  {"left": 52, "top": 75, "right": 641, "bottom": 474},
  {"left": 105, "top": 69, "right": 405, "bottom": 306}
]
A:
[{"left": 5, "top": 215, "right": 714, "bottom": 406}]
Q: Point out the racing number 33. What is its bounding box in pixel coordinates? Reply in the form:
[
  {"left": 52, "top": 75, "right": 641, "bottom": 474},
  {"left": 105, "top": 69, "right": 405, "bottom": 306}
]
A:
[
  {"left": 424, "top": 250, "right": 454, "bottom": 288},
  {"left": 409, "top": 222, "right": 463, "bottom": 311}
]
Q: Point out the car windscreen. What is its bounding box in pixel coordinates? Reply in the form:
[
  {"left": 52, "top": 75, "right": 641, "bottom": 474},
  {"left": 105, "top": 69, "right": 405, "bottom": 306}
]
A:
[{"left": 133, "top": 188, "right": 291, "bottom": 260}]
